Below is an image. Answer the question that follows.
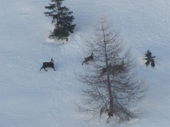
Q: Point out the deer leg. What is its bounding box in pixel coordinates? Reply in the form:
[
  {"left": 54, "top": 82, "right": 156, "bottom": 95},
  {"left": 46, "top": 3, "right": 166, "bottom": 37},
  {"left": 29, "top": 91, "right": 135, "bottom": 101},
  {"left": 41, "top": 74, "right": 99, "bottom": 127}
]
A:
[
  {"left": 82, "top": 61, "right": 85, "bottom": 65},
  {"left": 44, "top": 67, "right": 47, "bottom": 71},
  {"left": 52, "top": 67, "right": 56, "bottom": 71},
  {"left": 40, "top": 67, "right": 43, "bottom": 71}
]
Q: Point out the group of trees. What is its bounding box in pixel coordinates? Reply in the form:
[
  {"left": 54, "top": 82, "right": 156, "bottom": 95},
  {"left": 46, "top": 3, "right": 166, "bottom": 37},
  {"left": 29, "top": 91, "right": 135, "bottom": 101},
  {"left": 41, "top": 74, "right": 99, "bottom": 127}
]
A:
[{"left": 45, "top": 0, "right": 147, "bottom": 123}]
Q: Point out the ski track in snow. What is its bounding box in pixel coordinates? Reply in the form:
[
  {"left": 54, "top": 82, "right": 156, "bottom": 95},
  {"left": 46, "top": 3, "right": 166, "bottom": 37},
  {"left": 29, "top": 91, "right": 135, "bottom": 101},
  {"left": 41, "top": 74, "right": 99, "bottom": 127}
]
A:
[{"left": 1, "top": 0, "right": 170, "bottom": 127}]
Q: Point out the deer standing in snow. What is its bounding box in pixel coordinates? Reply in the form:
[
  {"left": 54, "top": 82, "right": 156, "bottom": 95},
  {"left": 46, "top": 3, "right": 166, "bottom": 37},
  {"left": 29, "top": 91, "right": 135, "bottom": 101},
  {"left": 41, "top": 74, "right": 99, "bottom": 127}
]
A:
[
  {"left": 101, "top": 61, "right": 125, "bottom": 75},
  {"left": 111, "top": 61, "right": 125, "bottom": 72}
]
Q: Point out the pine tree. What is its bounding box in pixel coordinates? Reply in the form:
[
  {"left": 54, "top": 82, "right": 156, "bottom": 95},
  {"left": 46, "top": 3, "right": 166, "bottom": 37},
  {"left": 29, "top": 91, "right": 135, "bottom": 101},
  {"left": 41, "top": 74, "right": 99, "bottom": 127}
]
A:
[{"left": 44, "top": 0, "right": 76, "bottom": 41}]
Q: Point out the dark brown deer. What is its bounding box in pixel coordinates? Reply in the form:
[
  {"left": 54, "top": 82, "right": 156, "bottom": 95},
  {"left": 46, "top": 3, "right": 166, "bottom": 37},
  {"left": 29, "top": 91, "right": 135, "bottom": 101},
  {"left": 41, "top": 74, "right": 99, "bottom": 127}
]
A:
[
  {"left": 40, "top": 58, "right": 56, "bottom": 71},
  {"left": 101, "top": 61, "right": 125, "bottom": 75},
  {"left": 111, "top": 61, "right": 125, "bottom": 72},
  {"left": 82, "top": 53, "right": 94, "bottom": 65},
  {"left": 100, "top": 63, "right": 112, "bottom": 75}
]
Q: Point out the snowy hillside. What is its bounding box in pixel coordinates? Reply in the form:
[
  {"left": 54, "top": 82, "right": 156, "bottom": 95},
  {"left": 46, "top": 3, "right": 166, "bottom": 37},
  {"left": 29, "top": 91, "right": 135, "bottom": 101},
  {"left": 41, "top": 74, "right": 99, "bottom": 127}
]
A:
[{"left": 1, "top": 0, "right": 170, "bottom": 127}]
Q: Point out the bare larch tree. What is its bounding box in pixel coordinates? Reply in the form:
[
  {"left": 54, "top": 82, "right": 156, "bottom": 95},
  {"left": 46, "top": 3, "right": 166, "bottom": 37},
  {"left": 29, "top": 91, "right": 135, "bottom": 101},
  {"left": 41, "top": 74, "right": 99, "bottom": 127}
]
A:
[{"left": 79, "top": 17, "right": 147, "bottom": 122}]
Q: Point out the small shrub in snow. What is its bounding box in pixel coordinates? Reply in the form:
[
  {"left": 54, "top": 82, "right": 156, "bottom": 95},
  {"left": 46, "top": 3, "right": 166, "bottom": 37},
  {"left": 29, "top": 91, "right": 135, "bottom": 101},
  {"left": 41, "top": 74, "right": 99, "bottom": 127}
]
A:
[{"left": 144, "top": 50, "right": 155, "bottom": 67}]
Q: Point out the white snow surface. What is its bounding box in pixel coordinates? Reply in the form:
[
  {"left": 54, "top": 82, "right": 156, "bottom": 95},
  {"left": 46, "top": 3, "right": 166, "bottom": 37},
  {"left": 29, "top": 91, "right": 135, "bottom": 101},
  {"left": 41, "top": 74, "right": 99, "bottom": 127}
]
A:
[{"left": 1, "top": 0, "right": 170, "bottom": 127}]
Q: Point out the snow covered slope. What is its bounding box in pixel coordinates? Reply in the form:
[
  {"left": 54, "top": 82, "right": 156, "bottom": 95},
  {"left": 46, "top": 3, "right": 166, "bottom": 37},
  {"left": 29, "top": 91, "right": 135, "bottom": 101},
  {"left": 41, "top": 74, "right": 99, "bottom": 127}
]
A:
[{"left": 1, "top": 0, "right": 170, "bottom": 127}]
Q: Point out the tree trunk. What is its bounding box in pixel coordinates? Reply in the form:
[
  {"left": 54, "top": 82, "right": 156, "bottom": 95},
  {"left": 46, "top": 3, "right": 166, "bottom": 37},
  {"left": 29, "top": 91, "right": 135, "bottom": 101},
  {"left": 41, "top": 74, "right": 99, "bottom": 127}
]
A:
[
  {"left": 107, "top": 81, "right": 113, "bottom": 116},
  {"left": 102, "top": 22, "right": 114, "bottom": 117}
]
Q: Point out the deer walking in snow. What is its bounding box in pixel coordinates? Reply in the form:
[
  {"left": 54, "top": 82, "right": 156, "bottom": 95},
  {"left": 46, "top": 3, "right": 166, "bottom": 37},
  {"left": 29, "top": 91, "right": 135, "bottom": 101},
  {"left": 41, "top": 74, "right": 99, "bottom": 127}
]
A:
[
  {"left": 40, "top": 58, "right": 56, "bottom": 71},
  {"left": 82, "top": 53, "right": 94, "bottom": 65}
]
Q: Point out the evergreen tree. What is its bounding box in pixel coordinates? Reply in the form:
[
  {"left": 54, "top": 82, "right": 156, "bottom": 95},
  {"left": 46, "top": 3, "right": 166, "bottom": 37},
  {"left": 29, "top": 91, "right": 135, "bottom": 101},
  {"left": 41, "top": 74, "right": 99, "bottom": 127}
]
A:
[{"left": 44, "top": 0, "right": 76, "bottom": 41}]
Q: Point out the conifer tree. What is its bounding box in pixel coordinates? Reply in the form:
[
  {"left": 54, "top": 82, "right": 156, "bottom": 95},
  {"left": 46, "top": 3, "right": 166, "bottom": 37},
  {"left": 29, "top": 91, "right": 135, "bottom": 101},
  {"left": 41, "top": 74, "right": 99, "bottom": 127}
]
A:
[{"left": 44, "top": 0, "right": 76, "bottom": 41}]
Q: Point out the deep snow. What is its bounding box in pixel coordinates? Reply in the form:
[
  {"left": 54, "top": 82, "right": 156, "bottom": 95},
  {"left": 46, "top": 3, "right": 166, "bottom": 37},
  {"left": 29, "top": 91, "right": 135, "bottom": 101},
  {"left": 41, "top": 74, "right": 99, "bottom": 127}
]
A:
[{"left": 1, "top": 0, "right": 170, "bottom": 127}]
